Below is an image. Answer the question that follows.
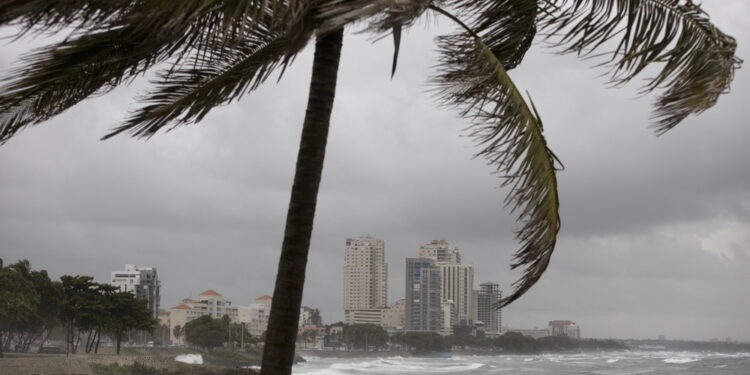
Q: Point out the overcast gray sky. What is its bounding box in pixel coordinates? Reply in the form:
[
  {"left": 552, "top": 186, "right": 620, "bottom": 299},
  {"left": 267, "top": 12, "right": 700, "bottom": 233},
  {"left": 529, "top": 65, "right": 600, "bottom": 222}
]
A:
[{"left": 1, "top": 1, "right": 748, "bottom": 342}]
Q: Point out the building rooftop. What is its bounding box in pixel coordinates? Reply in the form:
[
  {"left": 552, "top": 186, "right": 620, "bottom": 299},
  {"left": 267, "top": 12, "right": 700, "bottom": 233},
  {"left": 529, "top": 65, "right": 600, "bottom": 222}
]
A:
[
  {"left": 256, "top": 295, "right": 272, "bottom": 301},
  {"left": 549, "top": 320, "right": 576, "bottom": 325},
  {"left": 200, "top": 289, "right": 222, "bottom": 296},
  {"left": 172, "top": 304, "right": 191, "bottom": 310}
]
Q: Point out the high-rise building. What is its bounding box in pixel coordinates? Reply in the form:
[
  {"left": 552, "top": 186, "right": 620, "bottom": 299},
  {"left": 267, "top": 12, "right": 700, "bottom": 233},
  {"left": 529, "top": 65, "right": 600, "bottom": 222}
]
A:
[
  {"left": 418, "top": 241, "right": 475, "bottom": 331},
  {"left": 438, "top": 263, "right": 474, "bottom": 328},
  {"left": 418, "top": 240, "right": 461, "bottom": 264},
  {"left": 343, "top": 236, "right": 388, "bottom": 324},
  {"left": 405, "top": 258, "right": 443, "bottom": 331},
  {"left": 110, "top": 264, "right": 161, "bottom": 318},
  {"left": 477, "top": 282, "right": 502, "bottom": 334}
]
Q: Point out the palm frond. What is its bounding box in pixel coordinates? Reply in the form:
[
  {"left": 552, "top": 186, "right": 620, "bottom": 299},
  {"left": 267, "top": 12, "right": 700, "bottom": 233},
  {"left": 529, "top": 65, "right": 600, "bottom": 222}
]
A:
[
  {"left": 0, "top": 0, "right": 287, "bottom": 145},
  {"left": 0, "top": 0, "right": 131, "bottom": 31},
  {"left": 542, "top": 0, "right": 742, "bottom": 133},
  {"left": 447, "top": 0, "right": 543, "bottom": 70},
  {"left": 435, "top": 34, "right": 561, "bottom": 308},
  {"left": 105, "top": 27, "right": 306, "bottom": 139}
]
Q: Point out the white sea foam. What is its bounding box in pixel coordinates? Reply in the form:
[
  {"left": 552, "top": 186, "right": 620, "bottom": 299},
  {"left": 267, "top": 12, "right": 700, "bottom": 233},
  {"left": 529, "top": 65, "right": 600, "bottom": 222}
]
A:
[
  {"left": 662, "top": 357, "right": 699, "bottom": 364},
  {"left": 174, "top": 353, "right": 203, "bottom": 365},
  {"left": 293, "top": 351, "right": 746, "bottom": 375}
]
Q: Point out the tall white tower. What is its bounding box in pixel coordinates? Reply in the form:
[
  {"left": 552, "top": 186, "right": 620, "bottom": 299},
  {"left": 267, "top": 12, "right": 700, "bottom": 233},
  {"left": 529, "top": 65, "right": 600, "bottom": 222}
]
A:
[{"left": 343, "top": 236, "right": 387, "bottom": 323}]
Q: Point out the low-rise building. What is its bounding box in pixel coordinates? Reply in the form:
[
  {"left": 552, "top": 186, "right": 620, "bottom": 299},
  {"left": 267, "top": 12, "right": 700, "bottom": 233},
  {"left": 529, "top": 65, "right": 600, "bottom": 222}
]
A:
[
  {"left": 168, "top": 290, "right": 239, "bottom": 345},
  {"left": 238, "top": 295, "right": 273, "bottom": 337},
  {"left": 344, "top": 309, "right": 383, "bottom": 325},
  {"left": 548, "top": 320, "right": 580, "bottom": 339},
  {"left": 380, "top": 298, "right": 405, "bottom": 329}
]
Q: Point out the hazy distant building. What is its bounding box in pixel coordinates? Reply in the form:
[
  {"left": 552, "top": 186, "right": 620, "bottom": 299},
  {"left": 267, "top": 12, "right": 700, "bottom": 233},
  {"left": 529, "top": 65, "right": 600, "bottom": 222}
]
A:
[
  {"left": 110, "top": 264, "right": 161, "bottom": 318},
  {"left": 505, "top": 327, "right": 550, "bottom": 339},
  {"left": 238, "top": 295, "right": 273, "bottom": 336},
  {"left": 300, "top": 306, "right": 322, "bottom": 327},
  {"left": 380, "top": 298, "right": 406, "bottom": 329},
  {"left": 343, "top": 236, "right": 388, "bottom": 324},
  {"left": 418, "top": 241, "right": 475, "bottom": 332},
  {"left": 441, "top": 299, "right": 455, "bottom": 336},
  {"left": 438, "top": 263, "right": 474, "bottom": 329},
  {"left": 477, "top": 282, "right": 502, "bottom": 334},
  {"left": 405, "top": 258, "right": 443, "bottom": 331},
  {"left": 418, "top": 240, "right": 461, "bottom": 264},
  {"left": 169, "top": 290, "right": 239, "bottom": 344},
  {"left": 549, "top": 320, "right": 580, "bottom": 339}
]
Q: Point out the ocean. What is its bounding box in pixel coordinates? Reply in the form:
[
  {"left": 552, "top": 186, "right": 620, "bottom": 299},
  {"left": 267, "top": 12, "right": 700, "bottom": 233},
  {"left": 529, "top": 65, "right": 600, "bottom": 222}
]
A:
[{"left": 293, "top": 351, "right": 750, "bottom": 375}]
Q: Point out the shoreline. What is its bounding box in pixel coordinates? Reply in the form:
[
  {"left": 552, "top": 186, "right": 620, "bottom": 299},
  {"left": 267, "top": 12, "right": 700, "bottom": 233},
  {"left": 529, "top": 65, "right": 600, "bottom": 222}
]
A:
[{"left": 297, "top": 348, "right": 631, "bottom": 359}]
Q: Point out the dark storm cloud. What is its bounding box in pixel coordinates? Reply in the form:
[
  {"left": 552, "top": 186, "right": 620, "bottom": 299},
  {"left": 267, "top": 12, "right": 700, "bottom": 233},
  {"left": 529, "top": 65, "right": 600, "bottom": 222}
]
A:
[{"left": 1, "top": 1, "right": 748, "bottom": 341}]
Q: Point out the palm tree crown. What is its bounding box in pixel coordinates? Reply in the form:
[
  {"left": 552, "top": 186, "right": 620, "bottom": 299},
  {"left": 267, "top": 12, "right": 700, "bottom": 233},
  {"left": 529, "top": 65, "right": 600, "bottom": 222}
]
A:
[{"left": 0, "top": 1, "right": 740, "bottom": 373}]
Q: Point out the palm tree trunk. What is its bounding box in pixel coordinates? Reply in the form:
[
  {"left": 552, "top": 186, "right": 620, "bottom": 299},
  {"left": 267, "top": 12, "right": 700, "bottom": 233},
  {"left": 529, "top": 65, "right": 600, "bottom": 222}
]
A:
[{"left": 260, "top": 27, "right": 344, "bottom": 375}]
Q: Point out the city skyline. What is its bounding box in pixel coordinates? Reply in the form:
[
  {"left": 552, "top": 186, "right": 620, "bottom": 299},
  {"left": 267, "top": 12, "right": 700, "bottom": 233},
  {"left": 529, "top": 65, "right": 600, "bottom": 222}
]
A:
[{"left": 1, "top": 1, "right": 748, "bottom": 342}]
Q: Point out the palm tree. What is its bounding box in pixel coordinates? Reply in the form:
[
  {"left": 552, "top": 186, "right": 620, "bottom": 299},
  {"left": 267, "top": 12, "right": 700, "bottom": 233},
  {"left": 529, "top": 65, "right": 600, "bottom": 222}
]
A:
[{"left": 0, "top": 1, "right": 740, "bottom": 374}]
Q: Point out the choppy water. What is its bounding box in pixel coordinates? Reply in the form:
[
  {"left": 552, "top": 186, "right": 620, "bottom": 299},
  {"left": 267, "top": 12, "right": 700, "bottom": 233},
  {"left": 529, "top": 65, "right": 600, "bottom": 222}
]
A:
[{"left": 293, "top": 351, "right": 750, "bottom": 375}]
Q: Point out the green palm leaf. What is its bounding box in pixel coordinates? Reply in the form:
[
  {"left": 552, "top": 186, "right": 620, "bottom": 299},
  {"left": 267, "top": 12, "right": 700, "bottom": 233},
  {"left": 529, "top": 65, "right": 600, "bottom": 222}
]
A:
[
  {"left": 542, "top": 0, "right": 742, "bottom": 133},
  {"left": 0, "top": 0, "right": 131, "bottom": 30},
  {"left": 435, "top": 34, "right": 562, "bottom": 308},
  {"left": 0, "top": 0, "right": 288, "bottom": 145},
  {"left": 448, "top": 0, "right": 542, "bottom": 70},
  {"left": 105, "top": 29, "right": 306, "bottom": 139}
]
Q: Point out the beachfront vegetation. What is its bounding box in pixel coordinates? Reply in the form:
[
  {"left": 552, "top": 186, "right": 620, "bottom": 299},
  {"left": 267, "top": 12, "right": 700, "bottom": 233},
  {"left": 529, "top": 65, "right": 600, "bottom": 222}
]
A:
[
  {"left": 184, "top": 315, "right": 255, "bottom": 350},
  {"left": 341, "top": 324, "right": 389, "bottom": 350},
  {"left": 90, "top": 362, "right": 257, "bottom": 375},
  {"left": 0, "top": 259, "right": 155, "bottom": 355},
  {"left": 385, "top": 331, "right": 625, "bottom": 354}
]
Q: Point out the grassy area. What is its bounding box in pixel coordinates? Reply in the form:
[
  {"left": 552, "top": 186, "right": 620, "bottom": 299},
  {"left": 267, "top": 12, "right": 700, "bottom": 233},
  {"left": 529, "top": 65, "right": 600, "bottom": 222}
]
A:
[{"left": 90, "top": 362, "right": 258, "bottom": 375}]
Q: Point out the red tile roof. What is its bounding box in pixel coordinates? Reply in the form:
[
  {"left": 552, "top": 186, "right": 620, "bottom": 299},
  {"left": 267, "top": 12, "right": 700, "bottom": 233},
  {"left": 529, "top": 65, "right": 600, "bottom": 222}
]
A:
[
  {"left": 256, "top": 295, "right": 272, "bottom": 301},
  {"left": 172, "top": 304, "right": 191, "bottom": 310},
  {"left": 200, "top": 289, "right": 222, "bottom": 296}
]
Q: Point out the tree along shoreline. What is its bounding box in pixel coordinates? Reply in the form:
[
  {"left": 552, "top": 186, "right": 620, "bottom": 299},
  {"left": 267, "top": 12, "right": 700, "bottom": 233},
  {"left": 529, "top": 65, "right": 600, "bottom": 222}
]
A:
[
  {"left": 304, "top": 330, "right": 628, "bottom": 357},
  {"left": 0, "top": 259, "right": 155, "bottom": 356}
]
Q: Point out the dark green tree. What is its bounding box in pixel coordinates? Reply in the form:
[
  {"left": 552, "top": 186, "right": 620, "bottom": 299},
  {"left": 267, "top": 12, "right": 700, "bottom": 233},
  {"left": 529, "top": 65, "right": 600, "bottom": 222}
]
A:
[
  {"left": 60, "top": 275, "right": 112, "bottom": 354},
  {"left": 2, "top": 260, "right": 64, "bottom": 353},
  {"left": 397, "top": 331, "right": 447, "bottom": 353},
  {"left": 0, "top": 262, "right": 39, "bottom": 356},
  {"left": 104, "top": 291, "right": 155, "bottom": 354},
  {"left": 184, "top": 315, "right": 227, "bottom": 349},
  {"left": 342, "top": 324, "right": 388, "bottom": 350},
  {"left": 445, "top": 334, "right": 480, "bottom": 350},
  {"left": 0, "top": 2, "right": 740, "bottom": 374}
]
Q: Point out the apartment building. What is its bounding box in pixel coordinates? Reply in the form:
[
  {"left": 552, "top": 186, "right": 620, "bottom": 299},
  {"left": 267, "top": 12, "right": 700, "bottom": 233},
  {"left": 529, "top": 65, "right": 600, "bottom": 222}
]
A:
[
  {"left": 110, "top": 264, "right": 161, "bottom": 318},
  {"left": 343, "top": 236, "right": 388, "bottom": 324}
]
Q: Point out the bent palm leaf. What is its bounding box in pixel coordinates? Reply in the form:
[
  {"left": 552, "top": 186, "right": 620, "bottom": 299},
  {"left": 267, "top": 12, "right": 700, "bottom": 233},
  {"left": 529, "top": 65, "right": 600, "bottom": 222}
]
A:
[
  {"left": 541, "top": 0, "right": 742, "bottom": 133},
  {"left": 0, "top": 0, "right": 285, "bottom": 144},
  {"left": 106, "top": 29, "right": 307, "bottom": 138},
  {"left": 435, "top": 33, "right": 561, "bottom": 307}
]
